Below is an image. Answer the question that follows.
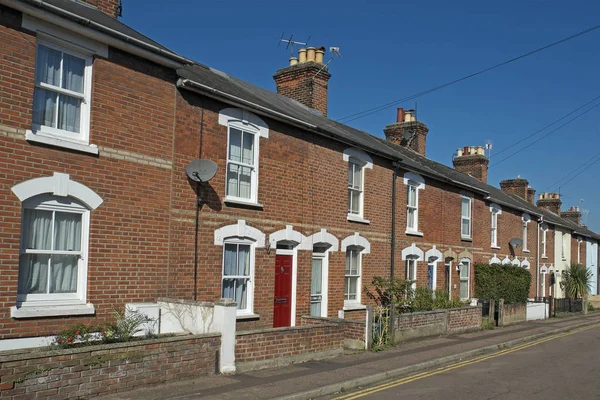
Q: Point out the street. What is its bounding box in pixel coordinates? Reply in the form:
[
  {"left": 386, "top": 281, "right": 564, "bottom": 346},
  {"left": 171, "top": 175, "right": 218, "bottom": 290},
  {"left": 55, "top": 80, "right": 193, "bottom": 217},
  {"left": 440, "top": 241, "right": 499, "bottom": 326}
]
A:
[{"left": 328, "top": 324, "right": 600, "bottom": 400}]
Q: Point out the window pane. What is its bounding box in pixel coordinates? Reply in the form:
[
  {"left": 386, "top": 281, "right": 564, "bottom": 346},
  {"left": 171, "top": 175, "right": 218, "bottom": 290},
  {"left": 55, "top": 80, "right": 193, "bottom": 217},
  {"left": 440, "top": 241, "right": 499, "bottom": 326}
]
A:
[
  {"left": 238, "top": 244, "right": 250, "bottom": 276},
  {"left": 54, "top": 212, "right": 82, "bottom": 252},
  {"left": 348, "top": 163, "right": 354, "bottom": 187},
  {"left": 57, "top": 95, "right": 81, "bottom": 133},
  {"left": 229, "top": 128, "right": 242, "bottom": 162},
  {"left": 461, "top": 198, "right": 470, "bottom": 217},
  {"left": 62, "top": 53, "right": 85, "bottom": 93},
  {"left": 407, "top": 185, "right": 416, "bottom": 207},
  {"left": 345, "top": 277, "right": 357, "bottom": 300},
  {"left": 407, "top": 208, "right": 415, "bottom": 229},
  {"left": 242, "top": 132, "right": 254, "bottom": 165},
  {"left": 33, "top": 88, "right": 57, "bottom": 128},
  {"left": 18, "top": 254, "right": 49, "bottom": 294},
  {"left": 353, "top": 163, "right": 362, "bottom": 189},
  {"left": 462, "top": 218, "right": 470, "bottom": 236},
  {"left": 22, "top": 209, "right": 53, "bottom": 250},
  {"left": 226, "top": 164, "right": 239, "bottom": 197},
  {"left": 349, "top": 190, "right": 360, "bottom": 214},
  {"left": 238, "top": 166, "right": 252, "bottom": 199},
  {"left": 311, "top": 258, "right": 322, "bottom": 295},
  {"left": 36, "top": 45, "right": 61, "bottom": 86},
  {"left": 460, "top": 263, "right": 469, "bottom": 278},
  {"left": 50, "top": 254, "right": 78, "bottom": 293},
  {"left": 222, "top": 278, "right": 247, "bottom": 310},
  {"left": 460, "top": 279, "right": 469, "bottom": 299}
]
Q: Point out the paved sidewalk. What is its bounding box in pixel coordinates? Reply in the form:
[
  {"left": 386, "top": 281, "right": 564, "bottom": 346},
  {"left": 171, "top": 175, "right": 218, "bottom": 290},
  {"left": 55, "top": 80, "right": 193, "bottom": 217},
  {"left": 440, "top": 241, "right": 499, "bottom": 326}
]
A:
[{"left": 95, "top": 313, "right": 600, "bottom": 400}]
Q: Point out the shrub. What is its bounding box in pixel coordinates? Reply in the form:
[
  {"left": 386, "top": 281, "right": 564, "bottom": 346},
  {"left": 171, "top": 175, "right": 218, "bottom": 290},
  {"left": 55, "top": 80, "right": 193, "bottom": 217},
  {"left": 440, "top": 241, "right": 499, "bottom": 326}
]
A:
[
  {"left": 474, "top": 263, "right": 531, "bottom": 304},
  {"left": 560, "top": 263, "right": 593, "bottom": 299}
]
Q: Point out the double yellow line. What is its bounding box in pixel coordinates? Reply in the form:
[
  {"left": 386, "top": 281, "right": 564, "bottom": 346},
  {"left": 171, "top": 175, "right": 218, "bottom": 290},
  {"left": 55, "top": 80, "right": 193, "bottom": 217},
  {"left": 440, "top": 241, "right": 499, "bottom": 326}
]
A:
[{"left": 333, "top": 323, "right": 599, "bottom": 400}]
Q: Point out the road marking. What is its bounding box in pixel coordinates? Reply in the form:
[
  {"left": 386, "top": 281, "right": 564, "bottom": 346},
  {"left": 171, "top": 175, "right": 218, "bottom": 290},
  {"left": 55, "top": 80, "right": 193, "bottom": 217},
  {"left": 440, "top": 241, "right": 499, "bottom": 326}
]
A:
[{"left": 333, "top": 323, "right": 599, "bottom": 400}]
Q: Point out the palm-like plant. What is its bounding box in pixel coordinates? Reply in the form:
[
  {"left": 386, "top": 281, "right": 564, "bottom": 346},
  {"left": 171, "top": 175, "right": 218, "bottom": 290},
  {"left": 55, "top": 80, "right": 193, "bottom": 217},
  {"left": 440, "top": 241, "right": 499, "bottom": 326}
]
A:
[{"left": 560, "top": 263, "right": 592, "bottom": 299}]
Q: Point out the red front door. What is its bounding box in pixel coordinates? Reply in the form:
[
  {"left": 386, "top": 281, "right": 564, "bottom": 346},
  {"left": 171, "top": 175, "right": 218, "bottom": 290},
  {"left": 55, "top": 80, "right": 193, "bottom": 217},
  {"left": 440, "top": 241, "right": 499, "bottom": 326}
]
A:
[{"left": 274, "top": 254, "right": 293, "bottom": 327}]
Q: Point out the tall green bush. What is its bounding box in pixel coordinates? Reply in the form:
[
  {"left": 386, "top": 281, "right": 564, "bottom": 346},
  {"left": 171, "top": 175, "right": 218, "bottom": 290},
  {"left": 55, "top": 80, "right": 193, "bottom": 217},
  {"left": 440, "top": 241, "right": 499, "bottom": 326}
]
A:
[
  {"left": 474, "top": 263, "right": 531, "bottom": 304},
  {"left": 560, "top": 263, "right": 592, "bottom": 299}
]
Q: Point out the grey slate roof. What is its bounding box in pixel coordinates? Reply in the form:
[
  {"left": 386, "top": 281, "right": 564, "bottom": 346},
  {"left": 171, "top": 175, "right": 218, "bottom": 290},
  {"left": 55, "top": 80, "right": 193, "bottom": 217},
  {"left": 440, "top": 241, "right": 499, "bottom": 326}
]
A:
[
  {"left": 36, "top": 0, "right": 173, "bottom": 52},
  {"left": 19, "top": 0, "right": 599, "bottom": 240}
]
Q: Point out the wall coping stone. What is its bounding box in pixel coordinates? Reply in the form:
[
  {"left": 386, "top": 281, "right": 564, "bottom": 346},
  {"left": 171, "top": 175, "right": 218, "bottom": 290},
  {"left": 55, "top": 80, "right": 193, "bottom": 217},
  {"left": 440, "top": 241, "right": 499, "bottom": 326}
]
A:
[
  {"left": 0, "top": 332, "right": 220, "bottom": 363},
  {"left": 236, "top": 324, "right": 338, "bottom": 337},
  {"left": 300, "top": 315, "right": 366, "bottom": 326}
]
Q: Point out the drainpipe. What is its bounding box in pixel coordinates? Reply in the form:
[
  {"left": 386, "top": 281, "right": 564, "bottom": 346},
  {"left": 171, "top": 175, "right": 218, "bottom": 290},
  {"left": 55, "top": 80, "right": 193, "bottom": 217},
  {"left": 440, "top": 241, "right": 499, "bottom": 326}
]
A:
[
  {"left": 536, "top": 216, "right": 543, "bottom": 298},
  {"left": 389, "top": 162, "right": 400, "bottom": 340}
]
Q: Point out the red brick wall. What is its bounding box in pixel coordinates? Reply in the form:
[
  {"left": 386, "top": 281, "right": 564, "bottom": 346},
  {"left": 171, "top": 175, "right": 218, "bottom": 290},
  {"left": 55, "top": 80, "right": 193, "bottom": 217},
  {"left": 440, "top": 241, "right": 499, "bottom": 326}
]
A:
[
  {"left": 0, "top": 333, "right": 220, "bottom": 399},
  {"left": 501, "top": 302, "right": 526, "bottom": 325},
  {"left": 235, "top": 325, "right": 343, "bottom": 366},
  {"left": 447, "top": 305, "right": 482, "bottom": 333},
  {"left": 300, "top": 315, "right": 365, "bottom": 344},
  {"left": 393, "top": 306, "right": 482, "bottom": 341}
]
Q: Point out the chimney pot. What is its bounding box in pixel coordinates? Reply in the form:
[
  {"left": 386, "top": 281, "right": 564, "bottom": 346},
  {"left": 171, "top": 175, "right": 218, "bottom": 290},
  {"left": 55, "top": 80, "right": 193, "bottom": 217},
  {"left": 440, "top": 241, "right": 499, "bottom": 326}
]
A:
[
  {"left": 289, "top": 57, "right": 298, "bottom": 66},
  {"left": 306, "top": 47, "right": 316, "bottom": 62},
  {"left": 396, "top": 108, "right": 405, "bottom": 123},
  {"left": 298, "top": 48, "right": 307, "bottom": 63},
  {"left": 315, "top": 47, "right": 325, "bottom": 64}
]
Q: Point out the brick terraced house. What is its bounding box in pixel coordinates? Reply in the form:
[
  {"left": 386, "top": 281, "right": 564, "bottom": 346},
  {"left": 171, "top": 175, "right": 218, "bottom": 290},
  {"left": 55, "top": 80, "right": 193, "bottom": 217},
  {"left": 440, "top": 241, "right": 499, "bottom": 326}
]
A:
[{"left": 0, "top": 0, "right": 598, "bottom": 349}]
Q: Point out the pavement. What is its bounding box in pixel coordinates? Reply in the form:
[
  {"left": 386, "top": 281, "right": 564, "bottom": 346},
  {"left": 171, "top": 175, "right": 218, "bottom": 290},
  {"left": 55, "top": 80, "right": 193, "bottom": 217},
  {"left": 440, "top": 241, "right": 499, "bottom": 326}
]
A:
[
  {"left": 95, "top": 312, "right": 600, "bottom": 400},
  {"left": 323, "top": 320, "right": 600, "bottom": 399}
]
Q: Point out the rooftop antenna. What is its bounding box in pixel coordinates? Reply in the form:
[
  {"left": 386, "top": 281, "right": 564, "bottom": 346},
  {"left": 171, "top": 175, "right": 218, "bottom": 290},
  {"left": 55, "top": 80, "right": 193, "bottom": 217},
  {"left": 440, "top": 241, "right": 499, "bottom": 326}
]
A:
[
  {"left": 485, "top": 141, "right": 493, "bottom": 163},
  {"left": 278, "top": 32, "right": 311, "bottom": 57},
  {"left": 313, "top": 46, "right": 342, "bottom": 80}
]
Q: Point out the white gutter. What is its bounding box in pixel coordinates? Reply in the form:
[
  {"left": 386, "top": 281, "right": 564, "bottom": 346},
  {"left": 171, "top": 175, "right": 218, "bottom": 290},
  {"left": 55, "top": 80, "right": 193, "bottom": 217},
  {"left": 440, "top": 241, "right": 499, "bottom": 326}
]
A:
[{"left": 1, "top": 0, "right": 192, "bottom": 69}]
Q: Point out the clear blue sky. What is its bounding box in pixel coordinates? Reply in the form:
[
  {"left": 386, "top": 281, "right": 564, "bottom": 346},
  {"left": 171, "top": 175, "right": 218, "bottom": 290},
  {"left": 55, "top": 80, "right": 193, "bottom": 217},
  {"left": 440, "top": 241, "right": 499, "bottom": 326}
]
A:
[{"left": 123, "top": 0, "right": 600, "bottom": 232}]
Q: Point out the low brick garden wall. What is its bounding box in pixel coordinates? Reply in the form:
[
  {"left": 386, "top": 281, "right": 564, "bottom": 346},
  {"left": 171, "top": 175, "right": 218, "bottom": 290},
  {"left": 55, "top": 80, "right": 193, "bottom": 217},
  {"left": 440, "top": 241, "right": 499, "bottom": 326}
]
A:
[
  {"left": 501, "top": 303, "right": 526, "bottom": 326},
  {"left": 394, "top": 306, "right": 482, "bottom": 343},
  {"left": 235, "top": 323, "right": 344, "bottom": 372},
  {"left": 301, "top": 315, "right": 367, "bottom": 349},
  {"left": 0, "top": 333, "right": 220, "bottom": 399}
]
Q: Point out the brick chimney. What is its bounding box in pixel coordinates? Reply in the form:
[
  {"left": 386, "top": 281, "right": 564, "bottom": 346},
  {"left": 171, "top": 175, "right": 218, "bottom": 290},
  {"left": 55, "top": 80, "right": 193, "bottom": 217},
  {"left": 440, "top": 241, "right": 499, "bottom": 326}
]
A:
[
  {"left": 384, "top": 108, "right": 429, "bottom": 156},
  {"left": 499, "top": 176, "right": 530, "bottom": 201},
  {"left": 527, "top": 187, "right": 536, "bottom": 205},
  {"left": 452, "top": 146, "right": 489, "bottom": 184},
  {"left": 273, "top": 47, "right": 331, "bottom": 116},
  {"left": 537, "top": 192, "right": 562, "bottom": 215},
  {"left": 561, "top": 206, "right": 582, "bottom": 225}
]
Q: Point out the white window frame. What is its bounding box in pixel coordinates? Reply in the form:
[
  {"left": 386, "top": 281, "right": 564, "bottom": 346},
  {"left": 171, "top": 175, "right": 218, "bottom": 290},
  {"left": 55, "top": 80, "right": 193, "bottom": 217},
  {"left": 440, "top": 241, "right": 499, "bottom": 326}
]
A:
[
  {"left": 459, "top": 258, "right": 471, "bottom": 300},
  {"left": 522, "top": 214, "right": 531, "bottom": 252},
  {"left": 30, "top": 39, "right": 93, "bottom": 145},
  {"left": 577, "top": 238, "right": 582, "bottom": 264},
  {"left": 347, "top": 158, "right": 365, "bottom": 218},
  {"left": 489, "top": 203, "right": 502, "bottom": 248},
  {"left": 344, "top": 247, "right": 362, "bottom": 306},
  {"left": 225, "top": 122, "right": 260, "bottom": 204},
  {"left": 343, "top": 148, "right": 373, "bottom": 224},
  {"left": 404, "top": 172, "right": 425, "bottom": 236},
  {"left": 221, "top": 239, "right": 255, "bottom": 317},
  {"left": 17, "top": 195, "right": 90, "bottom": 307},
  {"left": 561, "top": 232, "right": 567, "bottom": 260},
  {"left": 311, "top": 249, "right": 329, "bottom": 318},
  {"left": 461, "top": 196, "right": 472, "bottom": 239},
  {"left": 406, "top": 257, "right": 418, "bottom": 291},
  {"left": 541, "top": 224, "right": 548, "bottom": 258}
]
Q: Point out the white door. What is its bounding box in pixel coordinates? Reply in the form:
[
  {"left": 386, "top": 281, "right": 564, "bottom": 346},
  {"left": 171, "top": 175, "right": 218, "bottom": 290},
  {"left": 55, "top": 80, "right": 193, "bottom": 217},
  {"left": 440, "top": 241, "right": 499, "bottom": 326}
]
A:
[{"left": 310, "top": 251, "right": 328, "bottom": 317}]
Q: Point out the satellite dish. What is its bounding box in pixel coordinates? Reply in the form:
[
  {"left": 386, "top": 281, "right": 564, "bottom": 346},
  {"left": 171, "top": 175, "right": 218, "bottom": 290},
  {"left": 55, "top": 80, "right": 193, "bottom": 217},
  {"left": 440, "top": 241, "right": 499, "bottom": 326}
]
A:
[
  {"left": 186, "top": 159, "right": 217, "bottom": 183},
  {"left": 509, "top": 238, "right": 523, "bottom": 248}
]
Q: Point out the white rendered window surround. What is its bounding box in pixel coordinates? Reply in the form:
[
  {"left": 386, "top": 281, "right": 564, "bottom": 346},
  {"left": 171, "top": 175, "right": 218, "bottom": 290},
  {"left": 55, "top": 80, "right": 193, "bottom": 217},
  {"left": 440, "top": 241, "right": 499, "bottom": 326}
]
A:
[
  {"left": 404, "top": 172, "right": 425, "bottom": 236},
  {"left": 10, "top": 173, "right": 102, "bottom": 318},
  {"left": 218, "top": 108, "right": 268, "bottom": 207},
  {"left": 343, "top": 148, "right": 373, "bottom": 224},
  {"left": 522, "top": 214, "right": 531, "bottom": 252},
  {"left": 214, "top": 220, "right": 265, "bottom": 317},
  {"left": 489, "top": 203, "right": 502, "bottom": 248},
  {"left": 401, "top": 243, "right": 424, "bottom": 290},
  {"left": 461, "top": 196, "right": 472, "bottom": 239},
  {"left": 541, "top": 224, "right": 548, "bottom": 258}
]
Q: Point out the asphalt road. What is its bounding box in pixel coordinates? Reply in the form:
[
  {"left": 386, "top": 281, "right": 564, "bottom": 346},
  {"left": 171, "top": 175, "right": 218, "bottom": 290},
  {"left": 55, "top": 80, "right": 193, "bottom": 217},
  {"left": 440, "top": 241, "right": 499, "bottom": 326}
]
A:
[{"left": 328, "top": 324, "right": 600, "bottom": 400}]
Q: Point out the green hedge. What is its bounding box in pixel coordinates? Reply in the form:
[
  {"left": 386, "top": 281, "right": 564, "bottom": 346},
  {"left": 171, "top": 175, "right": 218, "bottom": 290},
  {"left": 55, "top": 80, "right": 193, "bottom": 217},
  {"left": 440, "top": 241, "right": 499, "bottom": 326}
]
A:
[{"left": 474, "top": 263, "right": 531, "bottom": 304}]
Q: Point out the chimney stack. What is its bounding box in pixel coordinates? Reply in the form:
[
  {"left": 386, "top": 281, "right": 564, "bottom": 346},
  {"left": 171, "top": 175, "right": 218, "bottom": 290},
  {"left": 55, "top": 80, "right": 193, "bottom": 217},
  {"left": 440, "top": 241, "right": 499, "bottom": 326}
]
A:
[
  {"left": 499, "top": 176, "right": 531, "bottom": 201},
  {"left": 537, "top": 192, "right": 562, "bottom": 216},
  {"left": 561, "top": 206, "right": 582, "bottom": 225},
  {"left": 383, "top": 108, "right": 430, "bottom": 156},
  {"left": 273, "top": 46, "right": 331, "bottom": 117},
  {"left": 452, "top": 146, "right": 489, "bottom": 184},
  {"left": 527, "top": 187, "right": 536, "bottom": 205}
]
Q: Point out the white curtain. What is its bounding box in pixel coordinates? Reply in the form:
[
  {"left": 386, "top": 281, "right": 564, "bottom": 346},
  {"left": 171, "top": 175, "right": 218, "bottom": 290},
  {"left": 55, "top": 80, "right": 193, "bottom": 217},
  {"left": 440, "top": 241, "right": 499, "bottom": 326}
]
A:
[
  {"left": 51, "top": 212, "right": 81, "bottom": 293},
  {"left": 18, "top": 210, "right": 52, "bottom": 294},
  {"left": 36, "top": 45, "right": 61, "bottom": 86},
  {"left": 58, "top": 96, "right": 81, "bottom": 133},
  {"left": 222, "top": 244, "right": 249, "bottom": 309},
  {"left": 62, "top": 53, "right": 84, "bottom": 93},
  {"left": 33, "top": 89, "right": 57, "bottom": 128}
]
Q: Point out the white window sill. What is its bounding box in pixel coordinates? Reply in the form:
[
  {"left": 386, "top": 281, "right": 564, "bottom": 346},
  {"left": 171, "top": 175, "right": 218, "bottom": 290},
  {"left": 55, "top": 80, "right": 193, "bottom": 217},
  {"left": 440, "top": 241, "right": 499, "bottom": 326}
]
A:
[
  {"left": 11, "top": 303, "right": 95, "bottom": 319},
  {"left": 491, "top": 245, "right": 501, "bottom": 250},
  {"left": 406, "top": 230, "right": 423, "bottom": 237},
  {"left": 224, "top": 197, "right": 264, "bottom": 209},
  {"left": 26, "top": 131, "right": 98, "bottom": 155},
  {"left": 523, "top": 250, "right": 530, "bottom": 253},
  {"left": 461, "top": 236, "right": 472, "bottom": 242},
  {"left": 347, "top": 214, "right": 370, "bottom": 224},
  {"left": 343, "top": 303, "right": 367, "bottom": 311},
  {"left": 236, "top": 313, "right": 260, "bottom": 320},
  {"left": 542, "top": 256, "right": 548, "bottom": 259}
]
